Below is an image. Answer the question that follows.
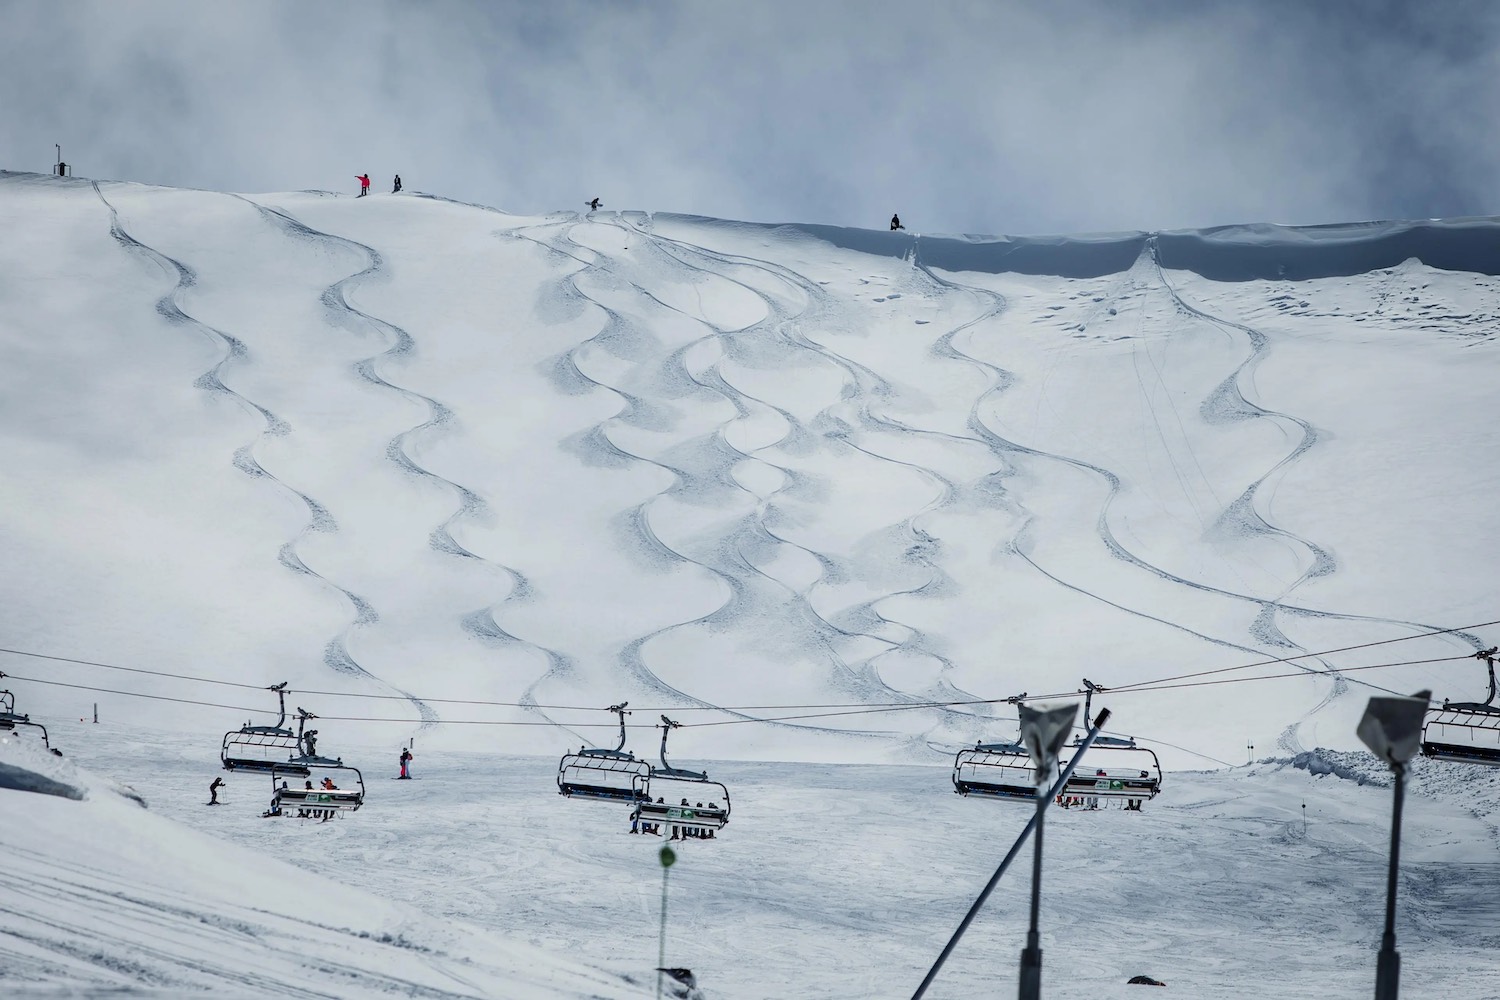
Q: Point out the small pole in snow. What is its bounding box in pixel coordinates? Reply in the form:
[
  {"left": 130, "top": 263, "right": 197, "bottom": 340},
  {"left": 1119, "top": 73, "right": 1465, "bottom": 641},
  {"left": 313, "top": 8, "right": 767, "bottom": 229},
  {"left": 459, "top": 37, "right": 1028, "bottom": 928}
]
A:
[
  {"left": 93, "top": 703, "right": 98, "bottom": 724},
  {"left": 656, "top": 842, "right": 676, "bottom": 1000},
  {"left": 1302, "top": 803, "right": 1306, "bottom": 836},
  {"left": 1247, "top": 740, "right": 1254, "bottom": 765}
]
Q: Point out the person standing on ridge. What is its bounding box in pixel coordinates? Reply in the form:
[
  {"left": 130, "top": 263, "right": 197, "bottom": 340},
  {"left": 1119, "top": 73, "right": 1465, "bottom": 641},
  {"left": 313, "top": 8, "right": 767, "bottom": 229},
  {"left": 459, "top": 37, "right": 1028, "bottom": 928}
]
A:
[
  {"left": 208, "top": 776, "right": 224, "bottom": 805},
  {"left": 399, "top": 747, "right": 413, "bottom": 779},
  {"left": 392, "top": 174, "right": 402, "bottom": 193},
  {"left": 890, "top": 213, "right": 904, "bottom": 231},
  {"left": 357, "top": 174, "right": 370, "bottom": 197},
  {"left": 587, "top": 197, "right": 602, "bottom": 211}
]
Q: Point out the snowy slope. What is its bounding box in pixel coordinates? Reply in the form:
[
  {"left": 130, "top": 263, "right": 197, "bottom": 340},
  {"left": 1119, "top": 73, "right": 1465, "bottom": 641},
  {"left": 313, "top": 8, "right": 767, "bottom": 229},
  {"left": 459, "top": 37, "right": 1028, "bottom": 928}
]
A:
[
  {"left": 2, "top": 170, "right": 1496, "bottom": 770},
  {"left": 18, "top": 718, "right": 1500, "bottom": 1000},
  {"left": 0, "top": 731, "right": 648, "bottom": 997},
  {"left": 3, "top": 170, "right": 1500, "bottom": 998}
]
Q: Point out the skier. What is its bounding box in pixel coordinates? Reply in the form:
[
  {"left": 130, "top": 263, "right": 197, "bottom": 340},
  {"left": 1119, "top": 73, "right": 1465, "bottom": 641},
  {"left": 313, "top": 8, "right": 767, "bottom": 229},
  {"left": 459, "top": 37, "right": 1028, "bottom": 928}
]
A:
[
  {"left": 321, "top": 776, "right": 338, "bottom": 790},
  {"left": 302, "top": 729, "right": 318, "bottom": 757},
  {"left": 392, "top": 174, "right": 402, "bottom": 193},
  {"left": 890, "top": 214, "right": 904, "bottom": 231},
  {"left": 399, "top": 747, "right": 413, "bottom": 779},
  {"left": 208, "top": 776, "right": 224, "bottom": 805},
  {"left": 587, "top": 197, "right": 602, "bottom": 211},
  {"left": 357, "top": 174, "right": 370, "bottom": 197}
]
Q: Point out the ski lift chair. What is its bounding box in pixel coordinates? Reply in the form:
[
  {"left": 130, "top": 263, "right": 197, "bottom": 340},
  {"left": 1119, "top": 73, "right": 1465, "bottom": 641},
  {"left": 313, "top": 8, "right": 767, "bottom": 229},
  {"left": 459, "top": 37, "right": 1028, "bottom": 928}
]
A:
[
  {"left": 557, "top": 703, "right": 652, "bottom": 801},
  {"left": 267, "top": 761, "right": 365, "bottom": 820},
  {"left": 632, "top": 716, "right": 731, "bottom": 837},
  {"left": 221, "top": 683, "right": 307, "bottom": 774},
  {"left": 1422, "top": 647, "right": 1500, "bottom": 766},
  {"left": 0, "top": 682, "right": 62, "bottom": 755},
  {"left": 1059, "top": 735, "right": 1162, "bottom": 810},
  {"left": 952, "top": 741, "right": 1042, "bottom": 801}
]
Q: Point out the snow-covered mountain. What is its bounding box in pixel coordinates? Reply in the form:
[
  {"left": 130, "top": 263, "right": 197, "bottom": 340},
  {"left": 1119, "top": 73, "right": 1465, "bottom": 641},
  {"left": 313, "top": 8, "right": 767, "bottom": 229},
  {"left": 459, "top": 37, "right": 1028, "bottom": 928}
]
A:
[{"left": 2, "top": 171, "right": 1498, "bottom": 997}]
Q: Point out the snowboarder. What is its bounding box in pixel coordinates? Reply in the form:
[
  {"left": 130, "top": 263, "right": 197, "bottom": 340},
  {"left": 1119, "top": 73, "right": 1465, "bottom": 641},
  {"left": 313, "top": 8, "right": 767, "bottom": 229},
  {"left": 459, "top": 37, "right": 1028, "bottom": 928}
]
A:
[
  {"left": 890, "top": 214, "right": 904, "bottom": 231},
  {"left": 392, "top": 174, "right": 402, "bottom": 193},
  {"left": 587, "top": 197, "right": 602, "bottom": 211},
  {"left": 357, "top": 174, "right": 370, "bottom": 197},
  {"left": 399, "top": 747, "right": 413, "bottom": 779},
  {"left": 208, "top": 776, "right": 224, "bottom": 805}
]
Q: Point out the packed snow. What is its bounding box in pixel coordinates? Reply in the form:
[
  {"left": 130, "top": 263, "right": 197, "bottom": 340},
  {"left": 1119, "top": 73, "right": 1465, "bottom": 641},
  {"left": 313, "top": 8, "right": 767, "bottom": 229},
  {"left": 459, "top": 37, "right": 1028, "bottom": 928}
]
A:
[{"left": 2, "top": 170, "right": 1498, "bottom": 996}]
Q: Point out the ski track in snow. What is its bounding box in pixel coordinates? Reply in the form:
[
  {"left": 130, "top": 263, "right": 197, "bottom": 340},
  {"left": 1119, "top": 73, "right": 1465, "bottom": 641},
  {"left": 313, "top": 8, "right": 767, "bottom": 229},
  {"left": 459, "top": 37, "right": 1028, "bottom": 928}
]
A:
[
  {"left": 610, "top": 218, "right": 1008, "bottom": 739},
  {"left": 918, "top": 236, "right": 1487, "bottom": 751},
  {"left": 513, "top": 218, "right": 893, "bottom": 737},
  {"left": 855, "top": 240, "right": 1457, "bottom": 756},
  {"left": 90, "top": 184, "right": 379, "bottom": 694},
  {"left": 97, "top": 183, "right": 456, "bottom": 729},
  {"left": 496, "top": 212, "right": 968, "bottom": 743},
  {"left": 634, "top": 228, "right": 973, "bottom": 700},
  {"left": 231, "top": 194, "right": 549, "bottom": 726}
]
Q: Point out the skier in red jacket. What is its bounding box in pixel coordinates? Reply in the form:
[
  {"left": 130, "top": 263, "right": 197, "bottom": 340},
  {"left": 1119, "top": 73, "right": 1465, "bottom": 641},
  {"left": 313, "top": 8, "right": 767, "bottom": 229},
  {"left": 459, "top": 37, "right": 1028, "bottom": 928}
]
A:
[{"left": 357, "top": 174, "right": 370, "bottom": 197}]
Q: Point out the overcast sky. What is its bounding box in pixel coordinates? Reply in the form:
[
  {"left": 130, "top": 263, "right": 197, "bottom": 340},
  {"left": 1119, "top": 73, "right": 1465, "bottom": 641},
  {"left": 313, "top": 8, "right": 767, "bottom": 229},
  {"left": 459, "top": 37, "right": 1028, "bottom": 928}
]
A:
[{"left": 4, "top": 0, "right": 1498, "bottom": 236}]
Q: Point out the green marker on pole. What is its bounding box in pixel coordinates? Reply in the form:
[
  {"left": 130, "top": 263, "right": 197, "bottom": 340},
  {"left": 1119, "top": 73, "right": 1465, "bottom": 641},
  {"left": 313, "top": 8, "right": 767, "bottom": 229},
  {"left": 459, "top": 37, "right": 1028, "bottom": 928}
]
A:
[{"left": 657, "top": 842, "right": 676, "bottom": 999}]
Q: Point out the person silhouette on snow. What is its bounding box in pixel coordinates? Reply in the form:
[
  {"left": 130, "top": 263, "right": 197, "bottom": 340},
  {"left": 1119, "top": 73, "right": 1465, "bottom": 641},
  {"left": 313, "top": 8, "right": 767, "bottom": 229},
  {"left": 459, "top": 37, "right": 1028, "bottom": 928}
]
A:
[
  {"left": 587, "top": 197, "right": 602, "bottom": 211},
  {"left": 208, "top": 776, "right": 224, "bottom": 805},
  {"left": 890, "top": 214, "right": 904, "bottom": 231},
  {"left": 392, "top": 174, "right": 402, "bottom": 193},
  {"left": 399, "top": 747, "right": 413, "bottom": 779},
  {"left": 357, "top": 174, "right": 370, "bottom": 197}
]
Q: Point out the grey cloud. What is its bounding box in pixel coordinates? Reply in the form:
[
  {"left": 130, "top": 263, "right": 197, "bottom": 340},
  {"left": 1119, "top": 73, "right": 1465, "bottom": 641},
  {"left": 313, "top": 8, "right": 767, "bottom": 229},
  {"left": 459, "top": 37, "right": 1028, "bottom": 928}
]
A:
[{"left": 3, "top": 0, "right": 1498, "bottom": 235}]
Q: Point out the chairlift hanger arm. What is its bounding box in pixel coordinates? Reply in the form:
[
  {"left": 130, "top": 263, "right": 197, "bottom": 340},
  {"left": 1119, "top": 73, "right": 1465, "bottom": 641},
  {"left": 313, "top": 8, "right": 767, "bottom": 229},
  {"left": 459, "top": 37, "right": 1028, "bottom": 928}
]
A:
[{"left": 608, "top": 703, "right": 631, "bottom": 752}]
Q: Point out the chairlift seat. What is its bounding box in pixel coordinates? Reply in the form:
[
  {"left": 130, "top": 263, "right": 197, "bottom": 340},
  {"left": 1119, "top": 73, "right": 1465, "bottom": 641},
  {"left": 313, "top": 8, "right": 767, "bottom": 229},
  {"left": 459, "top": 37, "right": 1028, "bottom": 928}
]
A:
[
  {"left": 953, "top": 743, "right": 1041, "bottom": 801},
  {"left": 1061, "top": 771, "right": 1160, "bottom": 799},
  {"left": 272, "top": 786, "right": 363, "bottom": 820},
  {"left": 1422, "top": 704, "right": 1500, "bottom": 767},
  {"left": 222, "top": 728, "right": 304, "bottom": 772},
  {"left": 635, "top": 800, "right": 728, "bottom": 832},
  {"left": 558, "top": 752, "right": 650, "bottom": 800}
]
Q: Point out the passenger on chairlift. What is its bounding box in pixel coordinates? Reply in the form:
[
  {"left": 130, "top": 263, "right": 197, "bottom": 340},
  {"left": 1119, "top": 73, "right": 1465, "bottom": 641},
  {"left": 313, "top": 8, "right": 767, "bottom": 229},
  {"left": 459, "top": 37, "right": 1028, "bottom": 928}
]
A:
[{"left": 322, "top": 777, "right": 338, "bottom": 790}]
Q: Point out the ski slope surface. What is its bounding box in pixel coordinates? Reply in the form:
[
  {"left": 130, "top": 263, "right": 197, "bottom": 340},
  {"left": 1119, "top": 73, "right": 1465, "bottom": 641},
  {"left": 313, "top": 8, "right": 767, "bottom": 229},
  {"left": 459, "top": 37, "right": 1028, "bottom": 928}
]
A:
[{"left": 2, "top": 170, "right": 1499, "bottom": 997}]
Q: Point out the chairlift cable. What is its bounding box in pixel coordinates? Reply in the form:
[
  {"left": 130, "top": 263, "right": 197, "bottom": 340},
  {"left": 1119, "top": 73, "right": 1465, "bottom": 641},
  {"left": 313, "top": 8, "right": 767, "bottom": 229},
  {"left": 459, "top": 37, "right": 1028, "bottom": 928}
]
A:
[
  {"left": 4, "top": 617, "right": 1494, "bottom": 715},
  {"left": 6, "top": 655, "right": 1468, "bottom": 726},
  {"left": 1085, "top": 620, "right": 1498, "bottom": 696},
  {"left": 0, "top": 646, "right": 271, "bottom": 689}
]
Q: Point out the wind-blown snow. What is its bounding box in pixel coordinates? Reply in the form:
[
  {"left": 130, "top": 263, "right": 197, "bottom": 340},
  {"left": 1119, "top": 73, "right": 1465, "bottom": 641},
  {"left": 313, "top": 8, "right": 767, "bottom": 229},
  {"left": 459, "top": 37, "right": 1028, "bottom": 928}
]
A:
[{"left": 1, "top": 170, "right": 1498, "bottom": 996}]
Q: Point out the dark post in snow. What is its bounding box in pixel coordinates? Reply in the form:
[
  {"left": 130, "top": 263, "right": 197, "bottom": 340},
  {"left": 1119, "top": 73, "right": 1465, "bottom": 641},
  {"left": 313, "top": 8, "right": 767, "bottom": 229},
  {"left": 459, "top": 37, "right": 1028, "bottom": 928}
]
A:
[
  {"left": 1017, "top": 701, "right": 1079, "bottom": 1000},
  {"left": 1355, "top": 689, "right": 1430, "bottom": 1000}
]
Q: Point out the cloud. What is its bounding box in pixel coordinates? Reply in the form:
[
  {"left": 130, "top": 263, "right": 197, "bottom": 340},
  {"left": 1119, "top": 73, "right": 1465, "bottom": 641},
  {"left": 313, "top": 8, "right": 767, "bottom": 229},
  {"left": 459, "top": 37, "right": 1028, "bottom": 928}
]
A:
[{"left": 3, "top": 0, "right": 1498, "bottom": 235}]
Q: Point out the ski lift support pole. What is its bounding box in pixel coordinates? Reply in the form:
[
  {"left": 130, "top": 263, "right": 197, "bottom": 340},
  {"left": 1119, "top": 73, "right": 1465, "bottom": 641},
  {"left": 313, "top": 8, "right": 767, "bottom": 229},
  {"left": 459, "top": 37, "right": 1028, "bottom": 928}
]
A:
[{"left": 910, "top": 708, "right": 1112, "bottom": 1000}]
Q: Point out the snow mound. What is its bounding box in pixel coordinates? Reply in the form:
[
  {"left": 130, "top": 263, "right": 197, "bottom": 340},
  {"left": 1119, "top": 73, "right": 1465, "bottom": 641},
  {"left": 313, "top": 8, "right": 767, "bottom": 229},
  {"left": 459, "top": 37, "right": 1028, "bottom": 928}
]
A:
[{"left": 0, "top": 734, "right": 647, "bottom": 997}]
